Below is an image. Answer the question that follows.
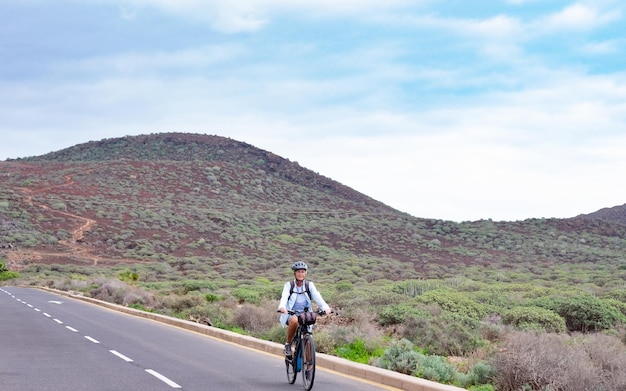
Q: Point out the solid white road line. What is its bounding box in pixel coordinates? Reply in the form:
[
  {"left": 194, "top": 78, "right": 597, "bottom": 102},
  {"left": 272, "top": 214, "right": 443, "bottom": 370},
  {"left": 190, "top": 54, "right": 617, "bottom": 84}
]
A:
[
  {"left": 145, "top": 369, "right": 182, "bottom": 389},
  {"left": 109, "top": 350, "right": 134, "bottom": 362}
]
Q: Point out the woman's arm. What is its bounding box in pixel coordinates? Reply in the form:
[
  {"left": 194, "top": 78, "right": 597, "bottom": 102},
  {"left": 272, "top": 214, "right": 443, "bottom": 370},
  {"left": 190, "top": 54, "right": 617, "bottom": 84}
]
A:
[
  {"left": 308, "top": 281, "right": 330, "bottom": 313},
  {"left": 277, "top": 281, "right": 291, "bottom": 312}
]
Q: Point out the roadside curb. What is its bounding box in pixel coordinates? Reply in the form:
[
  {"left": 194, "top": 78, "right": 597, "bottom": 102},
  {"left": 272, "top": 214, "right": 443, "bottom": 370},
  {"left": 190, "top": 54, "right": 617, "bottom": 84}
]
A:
[{"left": 40, "top": 287, "right": 466, "bottom": 391}]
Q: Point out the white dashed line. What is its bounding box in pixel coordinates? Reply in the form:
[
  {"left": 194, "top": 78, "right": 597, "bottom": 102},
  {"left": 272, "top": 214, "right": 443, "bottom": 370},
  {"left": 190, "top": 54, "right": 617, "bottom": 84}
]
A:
[
  {"left": 145, "top": 369, "right": 182, "bottom": 388},
  {"left": 84, "top": 336, "right": 100, "bottom": 344},
  {"left": 2, "top": 290, "right": 184, "bottom": 389},
  {"left": 109, "top": 350, "right": 134, "bottom": 362}
]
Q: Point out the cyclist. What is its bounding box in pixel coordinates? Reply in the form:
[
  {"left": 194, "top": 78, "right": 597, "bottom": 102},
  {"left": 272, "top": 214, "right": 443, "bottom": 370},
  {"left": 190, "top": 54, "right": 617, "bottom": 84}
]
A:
[{"left": 278, "top": 261, "right": 331, "bottom": 359}]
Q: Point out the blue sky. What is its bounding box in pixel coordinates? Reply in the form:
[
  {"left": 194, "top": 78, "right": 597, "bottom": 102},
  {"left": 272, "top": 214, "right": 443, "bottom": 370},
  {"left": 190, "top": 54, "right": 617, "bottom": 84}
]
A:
[{"left": 1, "top": 0, "right": 625, "bottom": 222}]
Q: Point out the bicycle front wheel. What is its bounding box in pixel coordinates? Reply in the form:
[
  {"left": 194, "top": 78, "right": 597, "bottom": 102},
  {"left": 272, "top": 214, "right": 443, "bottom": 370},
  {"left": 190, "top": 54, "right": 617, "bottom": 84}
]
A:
[{"left": 301, "top": 334, "right": 316, "bottom": 391}]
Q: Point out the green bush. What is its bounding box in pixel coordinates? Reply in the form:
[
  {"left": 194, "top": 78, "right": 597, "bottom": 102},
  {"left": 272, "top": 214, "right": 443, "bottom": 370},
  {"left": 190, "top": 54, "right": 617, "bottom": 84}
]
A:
[
  {"left": 601, "top": 289, "right": 626, "bottom": 303},
  {"left": 467, "top": 385, "right": 495, "bottom": 391},
  {"left": 377, "top": 303, "right": 428, "bottom": 326},
  {"left": 374, "top": 339, "right": 423, "bottom": 375},
  {"left": 534, "top": 295, "right": 625, "bottom": 332},
  {"left": 502, "top": 306, "right": 566, "bottom": 333},
  {"left": 417, "top": 355, "right": 457, "bottom": 384},
  {"left": 231, "top": 286, "right": 261, "bottom": 304},
  {"left": 405, "top": 313, "right": 487, "bottom": 356},
  {"left": 334, "top": 338, "right": 384, "bottom": 364},
  {"left": 0, "top": 270, "right": 19, "bottom": 281},
  {"left": 205, "top": 293, "right": 222, "bottom": 302},
  {"left": 467, "top": 361, "right": 496, "bottom": 387},
  {"left": 0, "top": 261, "right": 18, "bottom": 280},
  {"left": 417, "top": 290, "right": 490, "bottom": 320}
]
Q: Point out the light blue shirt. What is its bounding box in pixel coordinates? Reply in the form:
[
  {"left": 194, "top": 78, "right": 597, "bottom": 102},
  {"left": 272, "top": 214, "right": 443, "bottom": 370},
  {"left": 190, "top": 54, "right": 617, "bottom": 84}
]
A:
[{"left": 278, "top": 279, "right": 330, "bottom": 327}]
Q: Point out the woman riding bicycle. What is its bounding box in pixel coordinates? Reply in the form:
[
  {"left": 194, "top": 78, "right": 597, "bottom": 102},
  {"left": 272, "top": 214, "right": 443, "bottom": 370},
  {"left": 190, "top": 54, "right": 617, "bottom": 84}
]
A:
[{"left": 278, "top": 261, "right": 331, "bottom": 358}]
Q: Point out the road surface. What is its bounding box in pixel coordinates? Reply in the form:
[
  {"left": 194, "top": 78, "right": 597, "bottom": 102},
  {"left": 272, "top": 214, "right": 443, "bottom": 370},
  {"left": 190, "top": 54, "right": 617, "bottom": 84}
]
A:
[{"left": 1, "top": 286, "right": 395, "bottom": 391}]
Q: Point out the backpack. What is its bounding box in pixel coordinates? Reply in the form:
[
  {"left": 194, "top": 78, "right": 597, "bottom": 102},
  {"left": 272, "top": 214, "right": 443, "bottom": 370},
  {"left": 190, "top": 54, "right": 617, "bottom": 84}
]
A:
[{"left": 290, "top": 280, "right": 311, "bottom": 298}]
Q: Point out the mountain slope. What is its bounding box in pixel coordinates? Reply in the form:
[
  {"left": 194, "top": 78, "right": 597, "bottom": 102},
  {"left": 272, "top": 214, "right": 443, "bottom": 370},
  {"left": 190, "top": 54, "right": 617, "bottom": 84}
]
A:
[
  {"left": 579, "top": 203, "right": 626, "bottom": 226},
  {"left": 2, "top": 133, "right": 626, "bottom": 284},
  {"left": 20, "top": 132, "right": 384, "bottom": 210}
]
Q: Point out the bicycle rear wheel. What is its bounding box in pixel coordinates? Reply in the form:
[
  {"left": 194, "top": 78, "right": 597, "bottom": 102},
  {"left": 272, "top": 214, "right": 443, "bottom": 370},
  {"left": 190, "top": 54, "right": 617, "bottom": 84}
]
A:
[
  {"left": 285, "top": 345, "right": 297, "bottom": 384},
  {"left": 301, "top": 334, "right": 316, "bottom": 391}
]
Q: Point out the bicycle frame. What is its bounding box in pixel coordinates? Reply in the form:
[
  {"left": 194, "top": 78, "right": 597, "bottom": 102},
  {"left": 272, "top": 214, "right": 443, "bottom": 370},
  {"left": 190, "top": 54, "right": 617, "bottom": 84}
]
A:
[{"left": 282, "top": 309, "right": 324, "bottom": 390}]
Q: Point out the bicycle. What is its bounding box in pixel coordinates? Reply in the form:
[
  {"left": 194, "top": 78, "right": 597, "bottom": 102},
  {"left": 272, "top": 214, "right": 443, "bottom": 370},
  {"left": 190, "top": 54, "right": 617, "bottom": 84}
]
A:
[{"left": 281, "top": 308, "right": 325, "bottom": 391}]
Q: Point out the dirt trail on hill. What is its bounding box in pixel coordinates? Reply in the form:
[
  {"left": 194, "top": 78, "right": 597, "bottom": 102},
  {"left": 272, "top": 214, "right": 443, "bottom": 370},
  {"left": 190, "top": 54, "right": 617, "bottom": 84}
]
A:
[{"left": 7, "top": 171, "right": 139, "bottom": 269}]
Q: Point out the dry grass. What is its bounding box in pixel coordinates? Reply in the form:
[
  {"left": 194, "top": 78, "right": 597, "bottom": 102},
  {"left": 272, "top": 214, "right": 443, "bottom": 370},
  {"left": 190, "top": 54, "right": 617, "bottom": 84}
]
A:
[
  {"left": 89, "top": 278, "right": 158, "bottom": 307},
  {"left": 232, "top": 301, "right": 278, "bottom": 334},
  {"left": 492, "top": 330, "right": 626, "bottom": 391}
]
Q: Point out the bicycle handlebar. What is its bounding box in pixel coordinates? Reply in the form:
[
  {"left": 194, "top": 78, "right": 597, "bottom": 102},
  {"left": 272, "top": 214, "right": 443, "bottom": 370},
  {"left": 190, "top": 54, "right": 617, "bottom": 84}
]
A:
[{"left": 277, "top": 308, "right": 328, "bottom": 316}]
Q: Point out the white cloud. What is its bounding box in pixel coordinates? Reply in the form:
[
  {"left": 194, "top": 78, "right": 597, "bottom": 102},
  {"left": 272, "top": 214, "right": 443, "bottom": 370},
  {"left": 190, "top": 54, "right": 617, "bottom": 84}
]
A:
[
  {"left": 579, "top": 40, "right": 620, "bottom": 55},
  {"left": 2, "top": 0, "right": 626, "bottom": 221},
  {"left": 52, "top": 44, "right": 248, "bottom": 76},
  {"left": 463, "top": 15, "right": 524, "bottom": 39},
  {"left": 541, "top": 3, "right": 622, "bottom": 32},
  {"left": 3, "top": 63, "right": 626, "bottom": 221},
  {"left": 113, "top": 0, "right": 415, "bottom": 32}
]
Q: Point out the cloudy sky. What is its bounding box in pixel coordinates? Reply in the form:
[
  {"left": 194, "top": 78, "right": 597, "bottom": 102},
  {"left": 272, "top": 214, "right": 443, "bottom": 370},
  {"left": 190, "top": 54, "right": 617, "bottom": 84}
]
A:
[{"left": 1, "top": 1, "right": 625, "bottom": 222}]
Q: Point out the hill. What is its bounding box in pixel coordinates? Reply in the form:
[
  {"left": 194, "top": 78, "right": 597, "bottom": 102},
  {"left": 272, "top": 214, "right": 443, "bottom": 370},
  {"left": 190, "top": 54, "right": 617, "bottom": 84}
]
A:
[
  {"left": 2, "top": 132, "right": 626, "bottom": 282},
  {"left": 579, "top": 203, "right": 626, "bottom": 225},
  {"left": 4, "top": 133, "right": 626, "bottom": 390}
]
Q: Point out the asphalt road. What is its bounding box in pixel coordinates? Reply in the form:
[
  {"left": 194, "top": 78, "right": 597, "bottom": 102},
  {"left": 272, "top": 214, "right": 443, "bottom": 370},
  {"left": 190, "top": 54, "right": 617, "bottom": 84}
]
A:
[{"left": 1, "top": 286, "right": 394, "bottom": 391}]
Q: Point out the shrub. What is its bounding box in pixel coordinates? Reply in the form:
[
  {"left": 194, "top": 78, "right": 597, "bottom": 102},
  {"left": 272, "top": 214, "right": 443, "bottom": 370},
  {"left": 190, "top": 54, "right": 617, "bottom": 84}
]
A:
[
  {"left": 312, "top": 331, "right": 335, "bottom": 354},
  {"left": 232, "top": 302, "right": 277, "bottom": 335},
  {"left": 491, "top": 330, "right": 626, "bottom": 391},
  {"left": 377, "top": 303, "right": 428, "bottom": 326},
  {"left": 334, "top": 338, "right": 384, "bottom": 364},
  {"left": 535, "top": 295, "right": 625, "bottom": 332},
  {"left": 602, "top": 289, "right": 626, "bottom": 303},
  {"left": 0, "top": 262, "right": 19, "bottom": 281},
  {"left": 160, "top": 293, "right": 204, "bottom": 313},
  {"left": 417, "top": 355, "right": 457, "bottom": 384},
  {"left": 404, "top": 313, "right": 487, "bottom": 356},
  {"left": 417, "top": 290, "right": 490, "bottom": 320},
  {"left": 89, "top": 278, "right": 157, "bottom": 307},
  {"left": 118, "top": 269, "right": 139, "bottom": 283},
  {"left": 205, "top": 293, "right": 222, "bottom": 302},
  {"left": 231, "top": 286, "right": 261, "bottom": 304},
  {"left": 467, "top": 361, "right": 496, "bottom": 387},
  {"left": 266, "top": 323, "right": 287, "bottom": 344},
  {"left": 502, "top": 306, "right": 566, "bottom": 333},
  {"left": 0, "top": 271, "right": 19, "bottom": 281},
  {"left": 374, "top": 338, "right": 423, "bottom": 375},
  {"left": 467, "top": 385, "right": 494, "bottom": 391}
]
